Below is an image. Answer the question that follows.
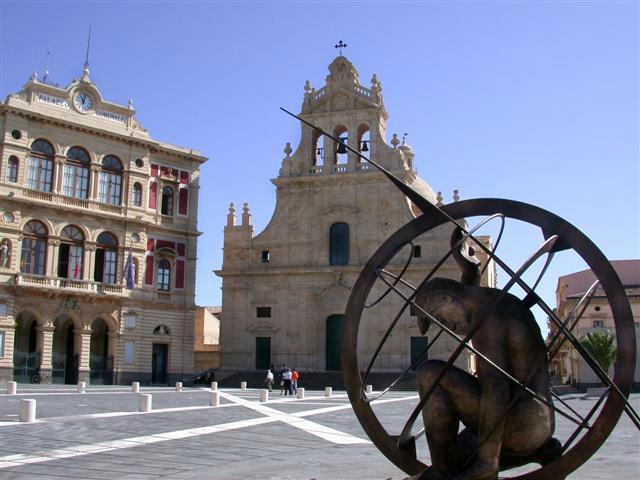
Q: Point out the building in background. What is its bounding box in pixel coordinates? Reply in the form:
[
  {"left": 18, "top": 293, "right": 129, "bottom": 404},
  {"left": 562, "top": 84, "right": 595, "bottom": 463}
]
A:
[
  {"left": 216, "top": 55, "right": 494, "bottom": 376},
  {"left": 194, "top": 306, "right": 220, "bottom": 371},
  {"left": 551, "top": 259, "right": 640, "bottom": 390},
  {"left": 0, "top": 65, "right": 206, "bottom": 385}
]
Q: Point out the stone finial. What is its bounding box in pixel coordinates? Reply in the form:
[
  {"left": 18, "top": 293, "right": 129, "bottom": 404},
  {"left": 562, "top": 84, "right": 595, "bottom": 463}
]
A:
[
  {"left": 128, "top": 99, "right": 134, "bottom": 109},
  {"left": 402, "top": 133, "right": 408, "bottom": 144},
  {"left": 391, "top": 133, "right": 400, "bottom": 148},
  {"left": 453, "top": 189, "right": 460, "bottom": 202},
  {"left": 436, "top": 192, "right": 444, "bottom": 205},
  {"left": 304, "top": 80, "right": 311, "bottom": 94},
  {"left": 30, "top": 71, "right": 38, "bottom": 82},
  {"left": 283, "top": 142, "right": 292, "bottom": 158},
  {"left": 226, "top": 203, "right": 236, "bottom": 227},
  {"left": 242, "top": 203, "right": 251, "bottom": 226},
  {"left": 82, "top": 65, "right": 90, "bottom": 80}
]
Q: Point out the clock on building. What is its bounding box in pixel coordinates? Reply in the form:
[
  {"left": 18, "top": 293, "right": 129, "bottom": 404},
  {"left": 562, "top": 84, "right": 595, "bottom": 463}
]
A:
[{"left": 73, "top": 91, "right": 93, "bottom": 112}]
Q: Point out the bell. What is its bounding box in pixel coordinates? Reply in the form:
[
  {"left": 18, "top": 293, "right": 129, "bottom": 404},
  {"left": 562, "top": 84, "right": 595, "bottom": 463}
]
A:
[
  {"left": 316, "top": 147, "right": 323, "bottom": 158},
  {"left": 336, "top": 138, "right": 348, "bottom": 154},
  {"left": 361, "top": 141, "right": 369, "bottom": 152}
]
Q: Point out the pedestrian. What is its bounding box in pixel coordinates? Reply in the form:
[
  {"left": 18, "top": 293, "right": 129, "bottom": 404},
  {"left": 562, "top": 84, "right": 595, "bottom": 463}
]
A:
[
  {"left": 291, "top": 368, "right": 299, "bottom": 394},
  {"left": 282, "top": 368, "right": 293, "bottom": 396},
  {"left": 265, "top": 369, "right": 274, "bottom": 391}
]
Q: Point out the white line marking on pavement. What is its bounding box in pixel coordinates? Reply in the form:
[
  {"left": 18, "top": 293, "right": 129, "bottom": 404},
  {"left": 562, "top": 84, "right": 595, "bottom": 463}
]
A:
[
  {"left": 218, "top": 390, "right": 369, "bottom": 445},
  {"left": 0, "top": 391, "right": 419, "bottom": 469}
]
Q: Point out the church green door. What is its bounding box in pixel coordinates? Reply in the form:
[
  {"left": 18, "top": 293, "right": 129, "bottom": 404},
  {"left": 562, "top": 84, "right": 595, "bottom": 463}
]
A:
[
  {"left": 326, "top": 315, "right": 343, "bottom": 371},
  {"left": 255, "top": 337, "right": 271, "bottom": 370},
  {"left": 410, "top": 336, "right": 429, "bottom": 371}
]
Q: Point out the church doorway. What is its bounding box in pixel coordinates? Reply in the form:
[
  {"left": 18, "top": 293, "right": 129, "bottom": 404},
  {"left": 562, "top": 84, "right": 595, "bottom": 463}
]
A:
[
  {"left": 255, "top": 337, "right": 271, "bottom": 370},
  {"left": 52, "top": 315, "right": 78, "bottom": 384},
  {"left": 90, "top": 318, "right": 113, "bottom": 385},
  {"left": 13, "top": 312, "right": 38, "bottom": 383},
  {"left": 326, "top": 315, "right": 343, "bottom": 371}
]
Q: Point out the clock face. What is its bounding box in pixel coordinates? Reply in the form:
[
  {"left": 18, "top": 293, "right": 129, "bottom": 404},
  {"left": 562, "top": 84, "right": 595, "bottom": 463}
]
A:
[
  {"left": 3, "top": 212, "right": 14, "bottom": 224},
  {"left": 73, "top": 92, "right": 93, "bottom": 112}
]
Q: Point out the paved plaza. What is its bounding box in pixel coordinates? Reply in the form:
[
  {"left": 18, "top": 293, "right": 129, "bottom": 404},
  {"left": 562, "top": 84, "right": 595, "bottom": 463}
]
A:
[{"left": 0, "top": 385, "right": 638, "bottom": 479}]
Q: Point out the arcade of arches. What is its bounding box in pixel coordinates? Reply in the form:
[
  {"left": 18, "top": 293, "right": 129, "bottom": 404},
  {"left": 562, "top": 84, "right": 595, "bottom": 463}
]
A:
[{"left": 13, "top": 310, "right": 116, "bottom": 384}]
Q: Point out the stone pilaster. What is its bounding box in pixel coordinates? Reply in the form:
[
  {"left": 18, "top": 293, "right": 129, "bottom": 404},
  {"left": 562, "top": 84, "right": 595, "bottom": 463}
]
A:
[
  {"left": 37, "top": 324, "right": 55, "bottom": 384},
  {"left": 76, "top": 327, "right": 92, "bottom": 383}
]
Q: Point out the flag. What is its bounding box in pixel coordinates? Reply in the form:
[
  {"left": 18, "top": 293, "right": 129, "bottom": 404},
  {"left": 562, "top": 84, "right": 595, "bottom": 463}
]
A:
[
  {"left": 123, "top": 251, "right": 135, "bottom": 289},
  {"left": 73, "top": 258, "right": 80, "bottom": 279}
]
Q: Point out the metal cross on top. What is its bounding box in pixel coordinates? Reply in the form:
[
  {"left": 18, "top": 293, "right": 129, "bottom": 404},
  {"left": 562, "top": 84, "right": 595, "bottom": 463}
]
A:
[{"left": 335, "top": 40, "right": 348, "bottom": 56}]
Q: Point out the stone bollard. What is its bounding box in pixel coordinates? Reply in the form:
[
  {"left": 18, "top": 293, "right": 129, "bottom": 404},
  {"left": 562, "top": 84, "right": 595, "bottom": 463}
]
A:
[
  {"left": 175, "top": 382, "right": 183, "bottom": 392},
  {"left": 210, "top": 391, "right": 220, "bottom": 407},
  {"left": 77, "top": 382, "right": 86, "bottom": 394},
  {"left": 366, "top": 384, "right": 373, "bottom": 394},
  {"left": 7, "top": 381, "right": 17, "bottom": 395},
  {"left": 297, "top": 387, "right": 305, "bottom": 400},
  {"left": 139, "top": 394, "right": 152, "bottom": 412},
  {"left": 260, "top": 389, "right": 269, "bottom": 402},
  {"left": 240, "top": 381, "right": 247, "bottom": 390},
  {"left": 325, "top": 387, "right": 332, "bottom": 398},
  {"left": 211, "top": 381, "right": 218, "bottom": 391},
  {"left": 132, "top": 382, "right": 140, "bottom": 393},
  {"left": 20, "top": 399, "right": 36, "bottom": 423}
]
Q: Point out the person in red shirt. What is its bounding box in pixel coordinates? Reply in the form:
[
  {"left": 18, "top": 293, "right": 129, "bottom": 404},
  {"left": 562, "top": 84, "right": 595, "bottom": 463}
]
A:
[{"left": 291, "top": 369, "right": 299, "bottom": 394}]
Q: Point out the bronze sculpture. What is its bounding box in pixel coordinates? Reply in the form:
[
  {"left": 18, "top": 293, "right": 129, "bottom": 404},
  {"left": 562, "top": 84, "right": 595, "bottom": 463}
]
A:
[{"left": 281, "top": 108, "right": 639, "bottom": 480}]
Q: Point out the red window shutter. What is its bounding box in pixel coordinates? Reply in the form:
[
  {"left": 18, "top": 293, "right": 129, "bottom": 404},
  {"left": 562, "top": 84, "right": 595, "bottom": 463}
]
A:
[
  {"left": 151, "top": 164, "right": 159, "bottom": 178},
  {"left": 145, "top": 256, "right": 154, "bottom": 285},
  {"left": 178, "top": 188, "right": 189, "bottom": 215},
  {"left": 156, "top": 240, "right": 175, "bottom": 250},
  {"left": 149, "top": 181, "right": 157, "bottom": 209},
  {"left": 180, "top": 171, "right": 189, "bottom": 185},
  {"left": 176, "top": 260, "right": 185, "bottom": 289},
  {"left": 146, "top": 238, "right": 155, "bottom": 252},
  {"left": 177, "top": 243, "right": 186, "bottom": 257}
]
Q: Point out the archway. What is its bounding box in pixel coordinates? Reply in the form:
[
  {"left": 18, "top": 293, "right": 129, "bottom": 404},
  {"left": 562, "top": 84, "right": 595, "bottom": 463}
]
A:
[
  {"left": 13, "top": 312, "right": 39, "bottom": 382},
  {"left": 90, "top": 318, "right": 113, "bottom": 385},
  {"left": 52, "top": 315, "right": 78, "bottom": 384}
]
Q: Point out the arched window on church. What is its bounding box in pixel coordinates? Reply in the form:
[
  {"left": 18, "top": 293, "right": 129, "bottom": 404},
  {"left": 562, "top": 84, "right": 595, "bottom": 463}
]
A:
[
  {"left": 333, "top": 125, "right": 348, "bottom": 165},
  {"left": 330, "top": 222, "right": 349, "bottom": 266},
  {"left": 357, "top": 124, "right": 370, "bottom": 161},
  {"left": 312, "top": 130, "right": 324, "bottom": 171},
  {"left": 161, "top": 186, "right": 174, "bottom": 216}
]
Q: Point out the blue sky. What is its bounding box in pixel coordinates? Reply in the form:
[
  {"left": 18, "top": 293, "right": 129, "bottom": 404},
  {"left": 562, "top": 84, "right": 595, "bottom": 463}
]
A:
[{"left": 1, "top": 1, "right": 638, "bottom": 331}]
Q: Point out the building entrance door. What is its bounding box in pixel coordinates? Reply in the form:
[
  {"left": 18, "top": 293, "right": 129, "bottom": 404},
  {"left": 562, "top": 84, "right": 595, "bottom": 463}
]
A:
[
  {"left": 152, "top": 343, "right": 168, "bottom": 384},
  {"left": 326, "top": 315, "right": 343, "bottom": 371},
  {"left": 410, "top": 336, "right": 429, "bottom": 371},
  {"left": 255, "top": 337, "right": 271, "bottom": 370}
]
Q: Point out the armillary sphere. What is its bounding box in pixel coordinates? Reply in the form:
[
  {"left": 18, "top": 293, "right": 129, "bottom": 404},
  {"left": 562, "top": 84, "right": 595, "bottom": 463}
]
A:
[
  {"left": 280, "top": 108, "right": 639, "bottom": 480},
  {"left": 342, "top": 198, "right": 638, "bottom": 479}
]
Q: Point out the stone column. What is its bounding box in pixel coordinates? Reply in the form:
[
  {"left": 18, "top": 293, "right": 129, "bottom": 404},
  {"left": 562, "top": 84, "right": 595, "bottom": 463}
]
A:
[
  {"left": 90, "top": 166, "right": 101, "bottom": 200},
  {"left": 37, "top": 324, "right": 55, "bottom": 384},
  {"left": 52, "top": 156, "right": 65, "bottom": 194},
  {"left": 48, "top": 239, "right": 60, "bottom": 278},
  {"left": 76, "top": 326, "right": 92, "bottom": 384},
  {"left": 85, "top": 244, "right": 96, "bottom": 283}
]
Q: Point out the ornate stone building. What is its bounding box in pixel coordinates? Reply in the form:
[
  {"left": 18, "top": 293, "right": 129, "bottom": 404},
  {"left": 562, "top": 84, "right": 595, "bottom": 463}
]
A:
[
  {"left": 0, "top": 66, "right": 206, "bottom": 385},
  {"left": 216, "top": 56, "right": 494, "bottom": 375}
]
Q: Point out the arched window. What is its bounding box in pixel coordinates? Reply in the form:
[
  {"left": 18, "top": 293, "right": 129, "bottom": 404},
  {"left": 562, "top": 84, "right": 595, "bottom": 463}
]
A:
[
  {"left": 357, "top": 124, "right": 370, "bottom": 161},
  {"left": 97, "top": 155, "right": 122, "bottom": 205},
  {"left": 157, "top": 259, "right": 171, "bottom": 291},
  {"left": 132, "top": 182, "right": 142, "bottom": 207},
  {"left": 27, "top": 139, "right": 54, "bottom": 192},
  {"left": 6, "top": 155, "right": 19, "bottom": 183},
  {"left": 333, "top": 125, "right": 348, "bottom": 165},
  {"left": 94, "top": 232, "right": 118, "bottom": 284},
  {"left": 160, "top": 186, "right": 174, "bottom": 216},
  {"left": 20, "top": 220, "right": 47, "bottom": 274},
  {"left": 330, "top": 222, "right": 349, "bottom": 266},
  {"left": 62, "top": 147, "right": 90, "bottom": 199},
  {"left": 58, "top": 225, "right": 84, "bottom": 279},
  {"left": 312, "top": 131, "right": 324, "bottom": 168}
]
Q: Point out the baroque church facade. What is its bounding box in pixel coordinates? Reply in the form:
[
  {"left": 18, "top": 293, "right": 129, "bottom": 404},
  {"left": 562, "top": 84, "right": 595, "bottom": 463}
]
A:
[
  {"left": 217, "top": 56, "right": 494, "bottom": 375},
  {"left": 0, "top": 66, "right": 206, "bottom": 385}
]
